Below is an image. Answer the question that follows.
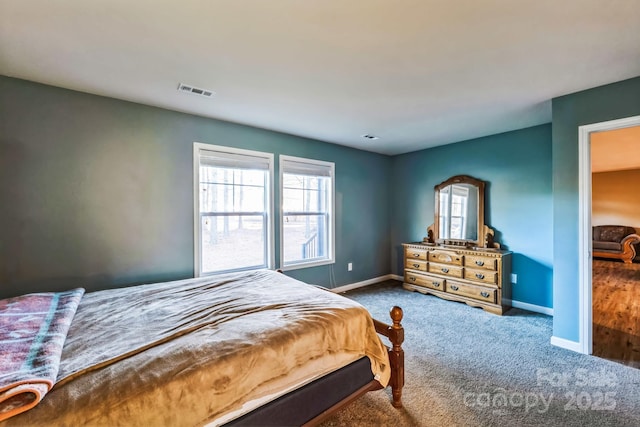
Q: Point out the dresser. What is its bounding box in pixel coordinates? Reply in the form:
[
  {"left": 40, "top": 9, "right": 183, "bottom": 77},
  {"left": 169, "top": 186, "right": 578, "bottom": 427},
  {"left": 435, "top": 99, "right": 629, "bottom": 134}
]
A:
[{"left": 402, "top": 242, "right": 512, "bottom": 315}]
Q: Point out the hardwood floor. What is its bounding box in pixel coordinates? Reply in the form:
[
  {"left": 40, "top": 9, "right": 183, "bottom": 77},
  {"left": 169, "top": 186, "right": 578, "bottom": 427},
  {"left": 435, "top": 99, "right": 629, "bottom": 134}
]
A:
[{"left": 592, "top": 259, "right": 640, "bottom": 369}]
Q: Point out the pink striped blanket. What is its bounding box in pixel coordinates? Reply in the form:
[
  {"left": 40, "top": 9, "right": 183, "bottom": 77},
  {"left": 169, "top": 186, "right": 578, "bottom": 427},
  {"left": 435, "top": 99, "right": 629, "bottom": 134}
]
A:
[{"left": 0, "top": 289, "right": 84, "bottom": 422}]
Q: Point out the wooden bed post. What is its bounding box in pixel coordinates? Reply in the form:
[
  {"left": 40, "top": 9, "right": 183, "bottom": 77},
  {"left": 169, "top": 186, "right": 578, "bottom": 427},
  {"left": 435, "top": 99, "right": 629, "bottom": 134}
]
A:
[
  {"left": 388, "top": 306, "right": 405, "bottom": 408},
  {"left": 373, "top": 306, "right": 405, "bottom": 408}
]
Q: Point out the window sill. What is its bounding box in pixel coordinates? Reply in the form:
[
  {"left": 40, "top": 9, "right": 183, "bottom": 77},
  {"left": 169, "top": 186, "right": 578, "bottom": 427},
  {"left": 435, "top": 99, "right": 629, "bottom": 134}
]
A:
[
  {"left": 197, "top": 265, "right": 270, "bottom": 278},
  {"left": 280, "top": 259, "right": 335, "bottom": 272}
]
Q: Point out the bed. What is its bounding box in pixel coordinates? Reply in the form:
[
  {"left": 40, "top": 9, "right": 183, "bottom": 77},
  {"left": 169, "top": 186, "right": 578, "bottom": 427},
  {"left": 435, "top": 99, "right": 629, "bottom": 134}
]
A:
[{"left": 0, "top": 269, "right": 404, "bottom": 426}]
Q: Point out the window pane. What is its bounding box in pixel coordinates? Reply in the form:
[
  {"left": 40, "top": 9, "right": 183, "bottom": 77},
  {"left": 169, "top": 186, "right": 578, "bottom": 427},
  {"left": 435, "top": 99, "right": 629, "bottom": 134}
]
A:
[
  {"left": 282, "top": 214, "right": 327, "bottom": 263},
  {"left": 235, "top": 169, "right": 266, "bottom": 186},
  {"left": 200, "top": 170, "right": 266, "bottom": 213},
  {"left": 200, "top": 165, "right": 233, "bottom": 184},
  {"left": 282, "top": 187, "right": 307, "bottom": 212},
  {"left": 200, "top": 166, "right": 265, "bottom": 186},
  {"left": 200, "top": 214, "right": 265, "bottom": 273},
  {"left": 282, "top": 174, "right": 304, "bottom": 189},
  {"left": 234, "top": 185, "right": 264, "bottom": 212},
  {"left": 282, "top": 174, "right": 327, "bottom": 212}
]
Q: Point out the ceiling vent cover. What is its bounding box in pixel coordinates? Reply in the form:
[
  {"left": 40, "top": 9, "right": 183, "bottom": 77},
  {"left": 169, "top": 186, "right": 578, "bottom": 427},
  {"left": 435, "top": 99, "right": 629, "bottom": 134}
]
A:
[{"left": 178, "top": 83, "right": 215, "bottom": 98}]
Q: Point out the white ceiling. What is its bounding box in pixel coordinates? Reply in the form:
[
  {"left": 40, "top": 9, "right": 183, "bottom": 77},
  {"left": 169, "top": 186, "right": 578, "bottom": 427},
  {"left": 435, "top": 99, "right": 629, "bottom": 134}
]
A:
[{"left": 1, "top": 1, "right": 639, "bottom": 155}]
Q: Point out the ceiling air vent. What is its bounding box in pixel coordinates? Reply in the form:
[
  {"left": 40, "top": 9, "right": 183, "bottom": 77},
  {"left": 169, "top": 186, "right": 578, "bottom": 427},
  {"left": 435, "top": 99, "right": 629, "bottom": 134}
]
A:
[
  {"left": 361, "top": 134, "right": 380, "bottom": 140},
  {"left": 178, "top": 83, "right": 215, "bottom": 98}
]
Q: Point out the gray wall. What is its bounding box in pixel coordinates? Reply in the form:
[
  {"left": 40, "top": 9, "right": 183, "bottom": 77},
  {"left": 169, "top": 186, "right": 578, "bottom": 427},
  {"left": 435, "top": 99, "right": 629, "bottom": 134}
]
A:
[{"left": 0, "top": 76, "right": 392, "bottom": 298}]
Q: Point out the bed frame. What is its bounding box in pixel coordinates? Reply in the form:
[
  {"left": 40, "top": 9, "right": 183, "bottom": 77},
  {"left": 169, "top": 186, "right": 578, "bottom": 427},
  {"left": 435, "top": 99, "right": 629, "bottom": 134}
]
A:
[
  {"left": 228, "top": 306, "right": 405, "bottom": 426},
  {"left": 308, "top": 306, "right": 405, "bottom": 424},
  {"left": 305, "top": 306, "right": 405, "bottom": 425},
  {"left": 374, "top": 306, "right": 405, "bottom": 407}
]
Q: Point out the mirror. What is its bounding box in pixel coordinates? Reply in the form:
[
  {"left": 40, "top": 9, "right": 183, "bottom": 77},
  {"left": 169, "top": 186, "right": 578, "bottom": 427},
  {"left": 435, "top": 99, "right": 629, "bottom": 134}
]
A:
[
  {"left": 428, "top": 175, "right": 489, "bottom": 248},
  {"left": 438, "top": 182, "right": 479, "bottom": 241}
]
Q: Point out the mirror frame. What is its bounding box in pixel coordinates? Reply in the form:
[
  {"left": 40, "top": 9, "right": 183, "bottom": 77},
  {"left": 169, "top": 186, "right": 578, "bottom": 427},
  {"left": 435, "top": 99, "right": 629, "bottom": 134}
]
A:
[{"left": 433, "top": 175, "right": 486, "bottom": 248}]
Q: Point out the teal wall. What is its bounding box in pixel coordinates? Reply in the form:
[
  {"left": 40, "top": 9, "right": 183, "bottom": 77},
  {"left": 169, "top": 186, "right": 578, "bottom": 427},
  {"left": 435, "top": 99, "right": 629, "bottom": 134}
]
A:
[
  {"left": 391, "top": 125, "right": 553, "bottom": 308},
  {"left": 551, "top": 76, "right": 640, "bottom": 341},
  {"left": 3, "top": 72, "right": 639, "bottom": 327},
  {"left": 0, "top": 76, "right": 391, "bottom": 298}
]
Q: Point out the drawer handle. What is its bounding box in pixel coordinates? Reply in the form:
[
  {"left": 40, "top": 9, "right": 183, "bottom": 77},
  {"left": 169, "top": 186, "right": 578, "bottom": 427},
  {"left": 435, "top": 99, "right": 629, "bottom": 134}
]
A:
[
  {"left": 441, "top": 268, "right": 449, "bottom": 273},
  {"left": 480, "top": 291, "right": 490, "bottom": 298},
  {"left": 475, "top": 260, "right": 485, "bottom": 266},
  {"left": 413, "top": 263, "right": 420, "bottom": 268},
  {"left": 450, "top": 285, "right": 459, "bottom": 291},
  {"left": 475, "top": 273, "right": 485, "bottom": 279},
  {"left": 413, "top": 253, "right": 421, "bottom": 257},
  {"left": 432, "top": 281, "right": 440, "bottom": 287},
  {"left": 410, "top": 277, "right": 416, "bottom": 282}
]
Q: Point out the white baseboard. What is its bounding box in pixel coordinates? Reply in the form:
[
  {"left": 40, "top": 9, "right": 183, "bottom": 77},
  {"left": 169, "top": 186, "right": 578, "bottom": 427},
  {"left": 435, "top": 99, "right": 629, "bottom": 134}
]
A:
[
  {"left": 331, "top": 274, "right": 400, "bottom": 293},
  {"left": 504, "top": 299, "right": 554, "bottom": 316},
  {"left": 550, "top": 336, "right": 585, "bottom": 353}
]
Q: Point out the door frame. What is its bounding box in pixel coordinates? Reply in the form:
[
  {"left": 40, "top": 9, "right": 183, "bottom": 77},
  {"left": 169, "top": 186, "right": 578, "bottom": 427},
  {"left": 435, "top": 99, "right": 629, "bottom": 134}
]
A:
[{"left": 578, "top": 115, "right": 640, "bottom": 354}]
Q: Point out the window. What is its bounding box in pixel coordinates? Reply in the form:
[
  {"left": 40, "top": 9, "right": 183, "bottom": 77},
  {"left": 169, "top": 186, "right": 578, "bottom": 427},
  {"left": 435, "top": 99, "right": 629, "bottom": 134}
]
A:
[
  {"left": 194, "top": 143, "right": 273, "bottom": 276},
  {"left": 280, "top": 156, "right": 335, "bottom": 270}
]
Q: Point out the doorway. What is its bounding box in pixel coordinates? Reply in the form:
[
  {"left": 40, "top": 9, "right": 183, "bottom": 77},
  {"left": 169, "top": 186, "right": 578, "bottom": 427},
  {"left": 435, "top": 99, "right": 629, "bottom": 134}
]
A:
[
  {"left": 578, "top": 115, "right": 640, "bottom": 363},
  {"left": 590, "top": 125, "right": 640, "bottom": 367}
]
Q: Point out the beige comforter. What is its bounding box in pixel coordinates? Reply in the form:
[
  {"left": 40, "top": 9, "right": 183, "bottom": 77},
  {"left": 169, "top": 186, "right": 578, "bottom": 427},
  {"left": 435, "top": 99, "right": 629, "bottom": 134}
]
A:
[{"left": 2, "top": 270, "right": 390, "bottom": 426}]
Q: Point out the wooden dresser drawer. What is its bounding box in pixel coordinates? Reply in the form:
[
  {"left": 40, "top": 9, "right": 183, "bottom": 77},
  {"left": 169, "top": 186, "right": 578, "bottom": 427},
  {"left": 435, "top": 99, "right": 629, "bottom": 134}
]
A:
[
  {"left": 405, "top": 247, "right": 428, "bottom": 261},
  {"left": 429, "top": 250, "right": 463, "bottom": 265},
  {"left": 464, "top": 268, "right": 498, "bottom": 285},
  {"left": 464, "top": 255, "right": 497, "bottom": 271},
  {"left": 402, "top": 241, "right": 511, "bottom": 315},
  {"left": 428, "top": 262, "right": 463, "bottom": 278},
  {"left": 405, "top": 259, "right": 427, "bottom": 272},
  {"left": 405, "top": 272, "right": 445, "bottom": 291},
  {"left": 447, "top": 281, "right": 496, "bottom": 304}
]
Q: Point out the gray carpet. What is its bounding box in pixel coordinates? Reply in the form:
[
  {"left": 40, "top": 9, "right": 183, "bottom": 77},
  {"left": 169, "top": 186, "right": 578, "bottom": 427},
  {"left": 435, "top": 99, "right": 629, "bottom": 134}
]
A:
[{"left": 319, "top": 281, "right": 640, "bottom": 427}]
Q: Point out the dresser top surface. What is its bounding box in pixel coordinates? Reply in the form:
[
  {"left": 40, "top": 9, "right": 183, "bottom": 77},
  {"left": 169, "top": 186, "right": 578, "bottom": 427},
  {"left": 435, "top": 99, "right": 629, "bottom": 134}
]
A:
[{"left": 403, "top": 242, "right": 511, "bottom": 256}]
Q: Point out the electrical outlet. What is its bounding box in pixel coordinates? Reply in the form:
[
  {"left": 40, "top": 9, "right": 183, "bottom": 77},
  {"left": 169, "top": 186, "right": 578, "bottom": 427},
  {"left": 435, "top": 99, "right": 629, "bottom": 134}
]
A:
[
  {"left": 348, "top": 262, "right": 353, "bottom": 271},
  {"left": 511, "top": 273, "right": 517, "bottom": 284}
]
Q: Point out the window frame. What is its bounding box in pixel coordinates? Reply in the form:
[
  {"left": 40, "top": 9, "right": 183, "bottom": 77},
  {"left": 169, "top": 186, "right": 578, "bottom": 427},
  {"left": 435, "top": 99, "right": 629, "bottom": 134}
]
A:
[
  {"left": 279, "top": 155, "right": 335, "bottom": 271},
  {"left": 193, "top": 142, "right": 274, "bottom": 277}
]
